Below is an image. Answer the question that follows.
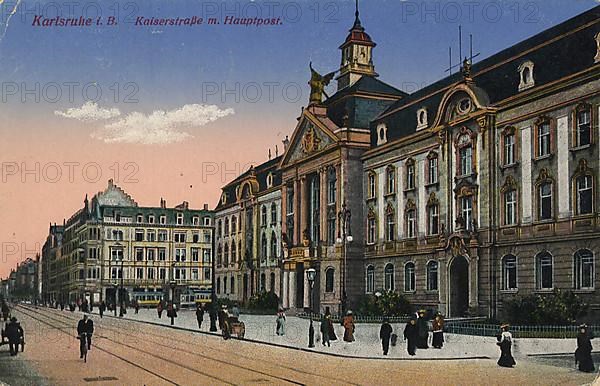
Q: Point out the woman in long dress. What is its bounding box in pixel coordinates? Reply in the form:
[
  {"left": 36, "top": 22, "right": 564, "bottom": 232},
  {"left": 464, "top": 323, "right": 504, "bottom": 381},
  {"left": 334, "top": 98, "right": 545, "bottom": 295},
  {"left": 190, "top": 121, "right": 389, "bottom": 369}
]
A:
[
  {"left": 276, "top": 308, "right": 286, "bottom": 336},
  {"left": 575, "top": 324, "right": 595, "bottom": 372},
  {"left": 343, "top": 310, "right": 355, "bottom": 342},
  {"left": 497, "top": 324, "right": 516, "bottom": 367},
  {"left": 432, "top": 313, "right": 444, "bottom": 349}
]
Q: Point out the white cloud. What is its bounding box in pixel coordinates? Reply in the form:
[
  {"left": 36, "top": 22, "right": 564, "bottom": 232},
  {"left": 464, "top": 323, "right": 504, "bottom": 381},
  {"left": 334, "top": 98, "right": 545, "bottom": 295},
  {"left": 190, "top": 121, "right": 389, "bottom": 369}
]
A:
[
  {"left": 54, "top": 101, "right": 121, "bottom": 121},
  {"left": 91, "top": 104, "right": 235, "bottom": 145}
]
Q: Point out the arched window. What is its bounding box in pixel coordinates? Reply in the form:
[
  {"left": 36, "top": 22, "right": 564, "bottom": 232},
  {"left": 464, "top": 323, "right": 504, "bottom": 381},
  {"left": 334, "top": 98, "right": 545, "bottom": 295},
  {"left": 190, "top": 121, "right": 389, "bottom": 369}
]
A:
[
  {"left": 405, "top": 200, "right": 416, "bottom": 238},
  {"left": 386, "top": 165, "right": 396, "bottom": 195},
  {"left": 270, "top": 272, "right": 276, "bottom": 292},
  {"left": 224, "top": 218, "right": 229, "bottom": 235},
  {"left": 366, "top": 265, "right": 375, "bottom": 294},
  {"left": 502, "top": 255, "right": 517, "bottom": 290},
  {"left": 536, "top": 252, "right": 553, "bottom": 290},
  {"left": 384, "top": 263, "right": 395, "bottom": 292},
  {"left": 217, "top": 220, "right": 222, "bottom": 238},
  {"left": 261, "top": 205, "right": 267, "bottom": 226},
  {"left": 427, "top": 193, "right": 439, "bottom": 236},
  {"left": 427, "top": 151, "right": 438, "bottom": 185},
  {"left": 574, "top": 103, "right": 592, "bottom": 147},
  {"left": 230, "top": 240, "right": 237, "bottom": 263},
  {"left": 327, "top": 167, "right": 337, "bottom": 205},
  {"left": 223, "top": 243, "right": 229, "bottom": 266},
  {"left": 260, "top": 273, "right": 266, "bottom": 292},
  {"left": 216, "top": 277, "right": 221, "bottom": 294},
  {"left": 230, "top": 276, "right": 235, "bottom": 294},
  {"left": 231, "top": 216, "right": 237, "bottom": 234},
  {"left": 539, "top": 183, "right": 553, "bottom": 220},
  {"left": 270, "top": 203, "right": 277, "bottom": 225},
  {"left": 385, "top": 204, "right": 395, "bottom": 242},
  {"left": 261, "top": 233, "right": 268, "bottom": 258},
  {"left": 574, "top": 249, "right": 594, "bottom": 290},
  {"left": 427, "top": 261, "right": 438, "bottom": 291},
  {"left": 518, "top": 60, "right": 535, "bottom": 91},
  {"left": 325, "top": 268, "right": 334, "bottom": 293},
  {"left": 270, "top": 231, "right": 278, "bottom": 258},
  {"left": 217, "top": 244, "right": 222, "bottom": 266},
  {"left": 404, "top": 262, "right": 415, "bottom": 292}
]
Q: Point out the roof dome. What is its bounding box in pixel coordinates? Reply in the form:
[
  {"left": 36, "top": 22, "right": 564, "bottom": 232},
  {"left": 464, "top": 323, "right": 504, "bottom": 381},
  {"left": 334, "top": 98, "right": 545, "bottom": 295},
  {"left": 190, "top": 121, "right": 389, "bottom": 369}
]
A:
[{"left": 340, "top": 10, "right": 375, "bottom": 48}]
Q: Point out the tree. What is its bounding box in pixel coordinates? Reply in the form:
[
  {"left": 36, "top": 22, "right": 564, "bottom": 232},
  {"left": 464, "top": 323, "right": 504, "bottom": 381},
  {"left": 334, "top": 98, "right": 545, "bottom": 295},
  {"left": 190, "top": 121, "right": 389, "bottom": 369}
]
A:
[{"left": 357, "top": 291, "right": 412, "bottom": 317}]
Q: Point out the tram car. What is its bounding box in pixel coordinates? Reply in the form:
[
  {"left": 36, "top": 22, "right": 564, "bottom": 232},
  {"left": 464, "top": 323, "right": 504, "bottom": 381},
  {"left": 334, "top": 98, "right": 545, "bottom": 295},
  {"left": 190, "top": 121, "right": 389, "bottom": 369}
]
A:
[
  {"left": 132, "top": 291, "right": 163, "bottom": 309},
  {"left": 178, "top": 288, "right": 211, "bottom": 308}
]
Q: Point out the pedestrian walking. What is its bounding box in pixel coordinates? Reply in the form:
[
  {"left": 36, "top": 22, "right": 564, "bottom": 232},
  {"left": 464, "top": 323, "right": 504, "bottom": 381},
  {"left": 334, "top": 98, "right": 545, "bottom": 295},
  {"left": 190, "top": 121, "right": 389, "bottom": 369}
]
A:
[
  {"left": 325, "top": 308, "right": 337, "bottom": 341},
  {"left": 416, "top": 309, "right": 429, "bottom": 349},
  {"left": 496, "top": 324, "right": 516, "bottom": 368},
  {"left": 342, "top": 310, "right": 355, "bottom": 342},
  {"left": 99, "top": 301, "right": 106, "bottom": 319},
  {"left": 77, "top": 314, "right": 94, "bottom": 354},
  {"left": 380, "top": 318, "right": 393, "bottom": 355},
  {"left": 276, "top": 308, "right": 286, "bottom": 336},
  {"left": 403, "top": 317, "right": 418, "bottom": 356},
  {"left": 157, "top": 301, "right": 163, "bottom": 319},
  {"left": 134, "top": 301, "right": 140, "bottom": 314},
  {"left": 196, "top": 304, "right": 205, "bottom": 329},
  {"left": 575, "top": 324, "right": 595, "bottom": 372},
  {"left": 1, "top": 301, "right": 9, "bottom": 321},
  {"left": 432, "top": 313, "right": 444, "bottom": 349},
  {"left": 6, "top": 317, "right": 24, "bottom": 356},
  {"left": 320, "top": 313, "right": 330, "bottom": 347}
]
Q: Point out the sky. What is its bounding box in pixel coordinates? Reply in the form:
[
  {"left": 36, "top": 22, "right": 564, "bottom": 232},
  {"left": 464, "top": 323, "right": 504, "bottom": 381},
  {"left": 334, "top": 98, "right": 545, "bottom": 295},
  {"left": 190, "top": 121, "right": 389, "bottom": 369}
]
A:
[{"left": 0, "top": 0, "right": 598, "bottom": 278}]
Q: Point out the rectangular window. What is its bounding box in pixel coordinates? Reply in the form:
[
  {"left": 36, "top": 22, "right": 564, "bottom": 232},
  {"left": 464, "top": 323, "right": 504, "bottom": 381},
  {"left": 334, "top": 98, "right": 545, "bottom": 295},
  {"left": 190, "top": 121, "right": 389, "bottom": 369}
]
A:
[
  {"left": 136, "top": 267, "right": 144, "bottom": 279},
  {"left": 367, "top": 217, "right": 376, "bottom": 244},
  {"left": 368, "top": 173, "right": 376, "bottom": 198},
  {"left": 135, "top": 229, "right": 144, "bottom": 242},
  {"left": 111, "top": 248, "right": 123, "bottom": 261},
  {"left": 160, "top": 215, "right": 166, "bottom": 225},
  {"left": 577, "top": 110, "right": 591, "bottom": 147},
  {"left": 460, "top": 146, "right": 472, "bottom": 176},
  {"left": 192, "top": 232, "right": 200, "bottom": 243},
  {"left": 406, "top": 165, "right": 415, "bottom": 190},
  {"left": 158, "top": 248, "right": 166, "bottom": 261},
  {"left": 503, "top": 257, "right": 517, "bottom": 290},
  {"left": 537, "top": 255, "right": 553, "bottom": 289},
  {"left": 575, "top": 251, "right": 594, "bottom": 289},
  {"left": 286, "top": 184, "right": 295, "bottom": 245},
  {"left": 386, "top": 214, "right": 395, "bottom": 242},
  {"left": 577, "top": 175, "right": 593, "bottom": 215},
  {"left": 428, "top": 205, "right": 439, "bottom": 235},
  {"left": 428, "top": 157, "right": 438, "bottom": 184},
  {"left": 406, "top": 210, "right": 416, "bottom": 238},
  {"left": 427, "top": 262, "right": 438, "bottom": 291},
  {"left": 366, "top": 268, "right": 374, "bottom": 293},
  {"left": 174, "top": 233, "right": 186, "bottom": 243},
  {"left": 175, "top": 248, "right": 186, "bottom": 262},
  {"left": 386, "top": 168, "right": 395, "bottom": 194},
  {"left": 147, "top": 230, "right": 156, "bottom": 242},
  {"left": 135, "top": 248, "right": 144, "bottom": 261},
  {"left": 539, "top": 183, "right": 553, "bottom": 220},
  {"left": 177, "top": 213, "right": 184, "bottom": 225},
  {"left": 537, "top": 122, "right": 551, "bottom": 157},
  {"left": 147, "top": 249, "right": 155, "bottom": 261},
  {"left": 404, "top": 264, "right": 415, "bottom": 292},
  {"left": 504, "top": 134, "right": 515, "bottom": 165},
  {"left": 192, "top": 269, "right": 199, "bottom": 281},
  {"left": 461, "top": 197, "right": 473, "bottom": 230},
  {"left": 147, "top": 268, "right": 155, "bottom": 280},
  {"left": 158, "top": 230, "right": 168, "bottom": 242},
  {"left": 148, "top": 215, "right": 155, "bottom": 224},
  {"left": 191, "top": 247, "right": 199, "bottom": 262},
  {"left": 327, "top": 216, "right": 336, "bottom": 246},
  {"left": 159, "top": 268, "right": 166, "bottom": 280},
  {"left": 504, "top": 190, "right": 517, "bottom": 225}
]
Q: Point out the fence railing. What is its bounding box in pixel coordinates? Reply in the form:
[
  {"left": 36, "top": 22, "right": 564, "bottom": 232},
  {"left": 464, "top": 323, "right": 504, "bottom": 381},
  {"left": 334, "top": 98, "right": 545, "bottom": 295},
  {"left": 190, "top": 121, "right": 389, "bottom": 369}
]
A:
[{"left": 444, "top": 322, "right": 600, "bottom": 339}]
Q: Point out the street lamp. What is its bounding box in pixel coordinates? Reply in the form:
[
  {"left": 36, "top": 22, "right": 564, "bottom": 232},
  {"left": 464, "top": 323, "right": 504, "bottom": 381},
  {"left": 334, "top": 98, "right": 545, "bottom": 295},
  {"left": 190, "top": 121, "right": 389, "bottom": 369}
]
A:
[
  {"left": 119, "top": 256, "right": 125, "bottom": 317},
  {"left": 307, "top": 267, "right": 316, "bottom": 348},
  {"left": 169, "top": 262, "right": 176, "bottom": 326},
  {"left": 336, "top": 202, "right": 352, "bottom": 324}
]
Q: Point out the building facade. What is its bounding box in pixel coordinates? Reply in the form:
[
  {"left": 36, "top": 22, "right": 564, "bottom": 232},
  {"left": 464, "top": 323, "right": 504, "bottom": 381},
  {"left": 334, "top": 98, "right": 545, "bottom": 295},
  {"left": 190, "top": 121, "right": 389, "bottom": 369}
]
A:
[
  {"left": 214, "top": 157, "right": 283, "bottom": 303},
  {"left": 363, "top": 7, "right": 600, "bottom": 319},
  {"left": 41, "top": 179, "right": 214, "bottom": 307}
]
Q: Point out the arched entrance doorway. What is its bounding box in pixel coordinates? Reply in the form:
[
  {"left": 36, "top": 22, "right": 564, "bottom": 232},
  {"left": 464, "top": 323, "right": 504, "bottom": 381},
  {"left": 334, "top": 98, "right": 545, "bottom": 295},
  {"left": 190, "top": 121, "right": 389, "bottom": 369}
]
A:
[{"left": 449, "top": 255, "right": 469, "bottom": 317}]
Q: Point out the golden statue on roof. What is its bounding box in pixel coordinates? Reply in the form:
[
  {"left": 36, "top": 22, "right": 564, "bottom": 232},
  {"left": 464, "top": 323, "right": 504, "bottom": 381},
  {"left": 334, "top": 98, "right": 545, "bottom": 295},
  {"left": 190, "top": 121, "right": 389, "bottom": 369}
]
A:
[{"left": 309, "top": 62, "right": 336, "bottom": 104}]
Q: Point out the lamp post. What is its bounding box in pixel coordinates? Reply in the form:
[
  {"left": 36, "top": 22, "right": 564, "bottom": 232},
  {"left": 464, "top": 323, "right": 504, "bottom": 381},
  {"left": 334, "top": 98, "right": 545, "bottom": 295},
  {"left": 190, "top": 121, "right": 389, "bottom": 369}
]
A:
[
  {"left": 307, "top": 267, "right": 316, "bottom": 348},
  {"left": 170, "top": 262, "right": 176, "bottom": 326},
  {"left": 119, "top": 256, "right": 124, "bottom": 317},
  {"left": 336, "top": 203, "right": 352, "bottom": 324}
]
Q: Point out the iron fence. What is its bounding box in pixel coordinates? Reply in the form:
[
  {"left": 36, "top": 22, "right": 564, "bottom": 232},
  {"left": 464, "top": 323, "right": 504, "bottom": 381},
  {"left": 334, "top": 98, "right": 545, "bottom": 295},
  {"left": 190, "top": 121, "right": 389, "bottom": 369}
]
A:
[{"left": 444, "top": 322, "right": 600, "bottom": 339}]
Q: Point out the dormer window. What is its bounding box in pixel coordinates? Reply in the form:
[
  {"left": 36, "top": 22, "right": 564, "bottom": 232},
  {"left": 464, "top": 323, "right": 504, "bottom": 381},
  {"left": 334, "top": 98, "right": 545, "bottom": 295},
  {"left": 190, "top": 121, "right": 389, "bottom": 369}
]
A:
[
  {"left": 595, "top": 32, "right": 600, "bottom": 63},
  {"left": 377, "top": 123, "right": 388, "bottom": 145},
  {"left": 221, "top": 192, "right": 227, "bottom": 205},
  {"left": 416, "top": 108, "right": 428, "bottom": 130},
  {"left": 518, "top": 60, "right": 535, "bottom": 91},
  {"left": 266, "top": 172, "right": 273, "bottom": 188},
  {"left": 136, "top": 214, "right": 143, "bottom": 223}
]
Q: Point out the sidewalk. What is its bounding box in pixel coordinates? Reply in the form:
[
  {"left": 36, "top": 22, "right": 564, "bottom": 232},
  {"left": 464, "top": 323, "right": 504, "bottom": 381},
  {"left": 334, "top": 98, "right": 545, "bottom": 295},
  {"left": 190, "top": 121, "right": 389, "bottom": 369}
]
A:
[{"left": 86, "top": 307, "right": 583, "bottom": 361}]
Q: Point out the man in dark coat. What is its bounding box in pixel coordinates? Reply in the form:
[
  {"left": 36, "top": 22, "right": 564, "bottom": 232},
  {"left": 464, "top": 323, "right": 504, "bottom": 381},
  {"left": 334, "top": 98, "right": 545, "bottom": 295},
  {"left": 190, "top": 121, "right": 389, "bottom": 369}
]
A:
[
  {"left": 77, "top": 315, "right": 94, "bottom": 354},
  {"left": 576, "top": 324, "right": 595, "bottom": 372},
  {"left": 380, "top": 318, "right": 393, "bottom": 355},
  {"left": 99, "top": 301, "right": 106, "bottom": 318},
  {"left": 196, "top": 304, "right": 204, "bottom": 329},
  {"left": 1, "top": 301, "right": 9, "bottom": 321},
  {"left": 6, "top": 317, "right": 24, "bottom": 356},
  {"left": 416, "top": 310, "right": 429, "bottom": 349},
  {"left": 403, "top": 318, "right": 418, "bottom": 356}
]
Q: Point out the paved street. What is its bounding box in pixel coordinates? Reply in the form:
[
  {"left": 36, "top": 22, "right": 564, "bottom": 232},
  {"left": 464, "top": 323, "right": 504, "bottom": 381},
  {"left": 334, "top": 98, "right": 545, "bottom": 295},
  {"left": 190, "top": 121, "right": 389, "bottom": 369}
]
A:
[{"left": 0, "top": 306, "right": 596, "bottom": 385}]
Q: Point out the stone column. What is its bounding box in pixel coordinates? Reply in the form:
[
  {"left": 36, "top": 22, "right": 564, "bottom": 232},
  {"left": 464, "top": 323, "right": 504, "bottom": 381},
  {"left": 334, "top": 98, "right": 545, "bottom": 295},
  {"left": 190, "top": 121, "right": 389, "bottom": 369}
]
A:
[
  {"left": 320, "top": 167, "right": 328, "bottom": 245},
  {"left": 300, "top": 177, "right": 308, "bottom": 243},
  {"left": 438, "top": 254, "right": 448, "bottom": 315},
  {"left": 469, "top": 254, "right": 479, "bottom": 309},
  {"left": 294, "top": 179, "right": 301, "bottom": 244},
  {"left": 282, "top": 270, "right": 289, "bottom": 308},
  {"left": 288, "top": 270, "right": 296, "bottom": 309}
]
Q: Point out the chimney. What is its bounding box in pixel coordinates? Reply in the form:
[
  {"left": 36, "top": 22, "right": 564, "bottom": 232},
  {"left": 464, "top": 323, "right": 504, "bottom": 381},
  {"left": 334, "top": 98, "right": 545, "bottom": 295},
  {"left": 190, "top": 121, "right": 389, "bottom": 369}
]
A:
[
  {"left": 160, "top": 198, "right": 166, "bottom": 209},
  {"left": 203, "top": 203, "right": 209, "bottom": 210},
  {"left": 108, "top": 179, "right": 114, "bottom": 188},
  {"left": 268, "top": 148, "right": 272, "bottom": 160}
]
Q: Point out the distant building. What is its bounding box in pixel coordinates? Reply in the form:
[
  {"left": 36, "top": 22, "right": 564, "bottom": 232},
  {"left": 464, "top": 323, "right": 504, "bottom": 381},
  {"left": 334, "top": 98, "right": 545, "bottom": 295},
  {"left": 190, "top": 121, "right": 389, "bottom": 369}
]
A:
[{"left": 41, "top": 179, "right": 214, "bottom": 308}]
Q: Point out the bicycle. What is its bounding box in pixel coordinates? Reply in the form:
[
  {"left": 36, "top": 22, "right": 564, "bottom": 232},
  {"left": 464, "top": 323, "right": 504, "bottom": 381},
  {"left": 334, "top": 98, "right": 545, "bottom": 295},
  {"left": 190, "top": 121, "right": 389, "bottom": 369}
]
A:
[{"left": 78, "top": 333, "right": 88, "bottom": 363}]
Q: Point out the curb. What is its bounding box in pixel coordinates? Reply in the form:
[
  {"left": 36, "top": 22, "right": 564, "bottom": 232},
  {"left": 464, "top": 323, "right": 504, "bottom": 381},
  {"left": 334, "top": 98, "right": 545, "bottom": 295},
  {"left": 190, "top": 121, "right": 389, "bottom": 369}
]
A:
[{"left": 87, "top": 310, "right": 490, "bottom": 362}]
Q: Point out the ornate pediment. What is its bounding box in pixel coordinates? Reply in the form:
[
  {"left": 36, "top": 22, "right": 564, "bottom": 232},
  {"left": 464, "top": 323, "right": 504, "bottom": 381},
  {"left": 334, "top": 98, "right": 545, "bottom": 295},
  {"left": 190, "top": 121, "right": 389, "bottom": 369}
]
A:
[{"left": 281, "top": 115, "right": 337, "bottom": 166}]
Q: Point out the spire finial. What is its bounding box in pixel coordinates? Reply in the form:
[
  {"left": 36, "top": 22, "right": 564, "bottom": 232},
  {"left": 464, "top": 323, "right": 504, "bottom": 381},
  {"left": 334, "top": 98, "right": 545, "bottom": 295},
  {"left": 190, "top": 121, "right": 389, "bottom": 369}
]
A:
[{"left": 352, "top": 0, "right": 362, "bottom": 29}]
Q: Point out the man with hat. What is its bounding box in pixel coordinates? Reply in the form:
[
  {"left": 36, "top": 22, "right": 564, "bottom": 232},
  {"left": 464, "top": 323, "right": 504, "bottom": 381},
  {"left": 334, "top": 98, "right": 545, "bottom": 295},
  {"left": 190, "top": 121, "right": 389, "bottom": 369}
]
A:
[
  {"left": 379, "top": 317, "right": 393, "bottom": 355},
  {"left": 77, "top": 314, "right": 94, "bottom": 355},
  {"left": 416, "top": 309, "right": 429, "bottom": 349},
  {"left": 575, "top": 323, "right": 595, "bottom": 372},
  {"left": 5, "top": 316, "right": 24, "bottom": 356}
]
